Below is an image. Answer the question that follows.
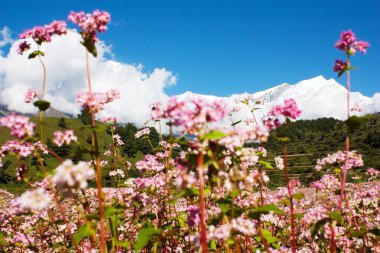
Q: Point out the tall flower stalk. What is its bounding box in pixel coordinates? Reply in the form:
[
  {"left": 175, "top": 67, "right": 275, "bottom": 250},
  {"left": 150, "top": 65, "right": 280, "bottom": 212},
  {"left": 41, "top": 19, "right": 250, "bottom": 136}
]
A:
[
  {"left": 333, "top": 30, "right": 369, "bottom": 211},
  {"left": 69, "top": 10, "right": 111, "bottom": 252}
]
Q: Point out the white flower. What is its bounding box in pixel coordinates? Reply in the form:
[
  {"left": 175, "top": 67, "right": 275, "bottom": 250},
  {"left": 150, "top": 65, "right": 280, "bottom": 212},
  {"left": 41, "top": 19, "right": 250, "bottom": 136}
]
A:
[
  {"left": 274, "top": 156, "right": 284, "bottom": 170},
  {"left": 15, "top": 188, "right": 51, "bottom": 211},
  {"left": 53, "top": 159, "right": 94, "bottom": 189}
]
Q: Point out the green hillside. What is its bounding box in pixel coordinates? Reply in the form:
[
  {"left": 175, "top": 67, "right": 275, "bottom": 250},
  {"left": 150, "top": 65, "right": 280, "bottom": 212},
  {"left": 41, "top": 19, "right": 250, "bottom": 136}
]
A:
[
  {"left": 260, "top": 114, "right": 380, "bottom": 187},
  {"left": 1, "top": 114, "right": 379, "bottom": 193}
]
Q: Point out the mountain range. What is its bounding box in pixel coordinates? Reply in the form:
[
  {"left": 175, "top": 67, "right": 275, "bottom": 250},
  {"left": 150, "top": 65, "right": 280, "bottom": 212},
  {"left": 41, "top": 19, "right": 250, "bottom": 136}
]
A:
[{"left": 178, "top": 75, "right": 380, "bottom": 121}]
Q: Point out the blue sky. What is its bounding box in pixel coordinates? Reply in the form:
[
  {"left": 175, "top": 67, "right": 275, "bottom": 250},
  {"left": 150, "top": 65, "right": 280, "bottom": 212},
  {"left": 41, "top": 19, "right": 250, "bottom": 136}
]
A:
[{"left": 2, "top": 0, "right": 379, "bottom": 96}]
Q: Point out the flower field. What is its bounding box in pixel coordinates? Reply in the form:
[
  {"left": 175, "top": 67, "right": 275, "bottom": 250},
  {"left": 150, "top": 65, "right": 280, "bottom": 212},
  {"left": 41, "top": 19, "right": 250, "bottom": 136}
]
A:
[{"left": 0, "top": 10, "right": 379, "bottom": 253}]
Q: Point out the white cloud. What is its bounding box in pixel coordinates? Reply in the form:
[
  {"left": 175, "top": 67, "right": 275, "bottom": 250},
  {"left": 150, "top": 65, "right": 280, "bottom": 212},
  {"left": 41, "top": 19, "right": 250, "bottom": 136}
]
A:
[
  {"left": 0, "top": 30, "right": 176, "bottom": 126},
  {"left": 0, "top": 27, "right": 14, "bottom": 51}
]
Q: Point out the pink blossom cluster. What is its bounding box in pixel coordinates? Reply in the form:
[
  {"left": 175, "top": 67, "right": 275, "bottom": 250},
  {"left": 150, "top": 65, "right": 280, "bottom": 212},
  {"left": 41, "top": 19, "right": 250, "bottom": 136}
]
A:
[
  {"left": 333, "top": 59, "right": 347, "bottom": 73},
  {"left": 333, "top": 30, "right": 369, "bottom": 74},
  {"left": 99, "top": 116, "right": 119, "bottom": 124},
  {"left": 134, "top": 174, "right": 166, "bottom": 189},
  {"left": 303, "top": 206, "right": 329, "bottom": 225},
  {"left": 76, "top": 89, "right": 120, "bottom": 113},
  {"left": 335, "top": 30, "right": 369, "bottom": 54},
  {"left": 53, "top": 130, "right": 77, "bottom": 146},
  {"left": 0, "top": 113, "right": 35, "bottom": 139},
  {"left": 18, "top": 20, "right": 67, "bottom": 53},
  {"left": 366, "top": 167, "right": 379, "bottom": 179},
  {"left": 1, "top": 140, "right": 33, "bottom": 157},
  {"left": 113, "top": 134, "right": 124, "bottom": 146},
  {"left": 315, "top": 150, "right": 363, "bottom": 171},
  {"left": 68, "top": 10, "right": 111, "bottom": 44},
  {"left": 151, "top": 96, "right": 228, "bottom": 134},
  {"left": 24, "top": 89, "right": 38, "bottom": 103},
  {"left": 135, "top": 154, "right": 165, "bottom": 173},
  {"left": 135, "top": 127, "right": 150, "bottom": 138},
  {"left": 269, "top": 99, "right": 302, "bottom": 120},
  {"left": 186, "top": 205, "right": 200, "bottom": 227}
]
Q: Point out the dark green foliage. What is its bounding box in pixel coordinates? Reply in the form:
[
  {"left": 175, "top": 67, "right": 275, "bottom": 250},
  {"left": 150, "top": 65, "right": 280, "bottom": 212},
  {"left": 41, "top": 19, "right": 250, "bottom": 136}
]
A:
[
  {"left": 58, "top": 117, "right": 67, "bottom": 129},
  {"left": 115, "top": 124, "right": 160, "bottom": 158},
  {"left": 46, "top": 138, "right": 71, "bottom": 157},
  {"left": 78, "top": 108, "right": 92, "bottom": 125}
]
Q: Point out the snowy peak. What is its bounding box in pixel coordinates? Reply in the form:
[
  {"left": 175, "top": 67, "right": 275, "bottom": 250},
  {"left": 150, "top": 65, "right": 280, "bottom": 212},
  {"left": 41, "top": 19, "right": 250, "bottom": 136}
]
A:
[{"left": 177, "top": 76, "right": 379, "bottom": 121}]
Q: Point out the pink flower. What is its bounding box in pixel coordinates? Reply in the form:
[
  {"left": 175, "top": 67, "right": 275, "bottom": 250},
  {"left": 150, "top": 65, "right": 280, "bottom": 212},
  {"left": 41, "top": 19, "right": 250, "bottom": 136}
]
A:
[
  {"left": 310, "top": 181, "right": 326, "bottom": 190},
  {"left": 16, "top": 41, "right": 31, "bottom": 55},
  {"left": 187, "top": 205, "right": 200, "bottom": 227},
  {"left": 151, "top": 96, "right": 228, "bottom": 135},
  {"left": 68, "top": 10, "right": 111, "bottom": 44},
  {"left": 135, "top": 154, "right": 164, "bottom": 172},
  {"left": 19, "top": 20, "right": 67, "bottom": 45},
  {"left": 335, "top": 30, "right": 356, "bottom": 52},
  {"left": 334, "top": 30, "right": 369, "bottom": 55},
  {"left": 1, "top": 140, "right": 33, "bottom": 157},
  {"left": 100, "top": 116, "right": 119, "bottom": 124},
  {"left": 135, "top": 128, "right": 150, "bottom": 138},
  {"left": 268, "top": 99, "right": 301, "bottom": 120},
  {"left": 282, "top": 99, "right": 302, "bottom": 119},
  {"left": 353, "top": 41, "right": 369, "bottom": 54},
  {"left": 350, "top": 103, "right": 362, "bottom": 112},
  {"left": 76, "top": 89, "right": 120, "bottom": 113},
  {"left": 333, "top": 59, "right": 347, "bottom": 73},
  {"left": 113, "top": 134, "right": 124, "bottom": 146},
  {"left": 366, "top": 167, "right": 379, "bottom": 177},
  {"left": 24, "top": 89, "right": 38, "bottom": 103},
  {"left": 0, "top": 113, "right": 35, "bottom": 139},
  {"left": 53, "top": 130, "right": 77, "bottom": 146}
]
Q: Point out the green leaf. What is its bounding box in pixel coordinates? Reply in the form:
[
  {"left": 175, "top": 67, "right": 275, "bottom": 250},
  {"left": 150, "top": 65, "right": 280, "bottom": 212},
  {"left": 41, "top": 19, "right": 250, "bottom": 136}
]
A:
[
  {"left": 0, "top": 232, "right": 7, "bottom": 246},
  {"left": 115, "top": 241, "right": 130, "bottom": 249},
  {"left": 292, "top": 193, "right": 305, "bottom": 200},
  {"left": 81, "top": 39, "right": 97, "bottom": 57},
  {"left": 332, "top": 168, "right": 342, "bottom": 173},
  {"left": 73, "top": 224, "right": 95, "bottom": 244},
  {"left": 93, "top": 124, "right": 106, "bottom": 134},
  {"left": 350, "top": 230, "right": 367, "bottom": 239},
  {"left": 33, "top": 100, "right": 51, "bottom": 112},
  {"left": 218, "top": 201, "right": 230, "bottom": 214},
  {"left": 252, "top": 204, "right": 284, "bottom": 214},
  {"left": 329, "top": 211, "right": 342, "bottom": 222},
  {"left": 259, "top": 161, "right": 274, "bottom": 169},
  {"left": 249, "top": 204, "right": 284, "bottom": 219},
  {"left": 28, "top": 50, "right": 45, "bottom": 59},
  {"left": 276, "top": 136, "right": 290, "bottom": 142},
  {"left": 311, "top": 219, "right": 328, "bottom": 239},
  {"left": 209, "top": 239, "right": 217, "bottom": 250},
  {"left": 134, "top": 226, "right": 159, "bottom": 252},
  {"left": 203, "top": 130, "right": 227, "bottom": 140},
  {"left": 231, "top": 120, "right": 242, "bottom": 126},
  {"left": 261, "top": 228, "right": 278, "bottom": 244}
]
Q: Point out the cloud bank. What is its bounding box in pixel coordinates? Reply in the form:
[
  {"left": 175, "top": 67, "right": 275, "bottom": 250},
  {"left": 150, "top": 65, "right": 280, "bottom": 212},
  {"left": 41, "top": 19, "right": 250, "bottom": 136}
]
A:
[{"left": 0, "top": 30, "right": 176, "bottom": 125}]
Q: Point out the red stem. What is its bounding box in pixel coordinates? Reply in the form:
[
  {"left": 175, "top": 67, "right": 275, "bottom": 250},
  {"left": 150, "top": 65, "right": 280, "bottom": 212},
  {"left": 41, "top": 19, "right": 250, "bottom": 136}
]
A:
[
  {"left": 197, "top": 153, "right": 208, "bottom": 253},
  {"left": 338, "top": 59, "right": 350, "bottom": 211},
  {"left": 329, "top": 222, "right": 335, "bottom": 253},
  {"left": 85, "top": 49, "right": 106, "bottom": 253}
]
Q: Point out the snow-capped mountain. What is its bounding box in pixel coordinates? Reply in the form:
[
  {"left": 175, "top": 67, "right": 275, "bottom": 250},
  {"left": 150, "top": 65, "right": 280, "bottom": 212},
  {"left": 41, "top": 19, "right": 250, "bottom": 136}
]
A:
[{"left": 178, "top": 75, "right": 380, "bottom": 121}]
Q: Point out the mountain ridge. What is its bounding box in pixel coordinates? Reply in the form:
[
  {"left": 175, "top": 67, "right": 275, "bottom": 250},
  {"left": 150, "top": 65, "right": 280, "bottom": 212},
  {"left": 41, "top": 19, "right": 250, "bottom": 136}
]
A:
[{"left": 177, "top": 75, "right": 379, "bottom": 121}]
